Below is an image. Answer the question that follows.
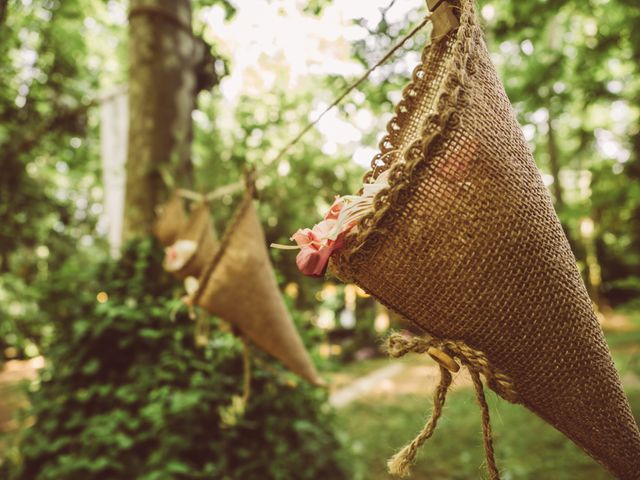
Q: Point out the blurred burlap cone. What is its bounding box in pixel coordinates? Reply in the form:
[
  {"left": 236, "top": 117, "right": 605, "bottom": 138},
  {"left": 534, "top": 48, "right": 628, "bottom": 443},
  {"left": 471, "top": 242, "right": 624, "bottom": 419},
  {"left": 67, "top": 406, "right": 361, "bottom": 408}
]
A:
[
  {"left": 330, "top": 0, "right": 640, "bottom": 477},
  {"left": 153, "top": 192, "right": 188, "bottom": 246},
  {"left": 165, "top": 202, "right": 218, "bottom": 279},
  {"left": 193, "top": 193, "right": 322, "bottom": 386}
]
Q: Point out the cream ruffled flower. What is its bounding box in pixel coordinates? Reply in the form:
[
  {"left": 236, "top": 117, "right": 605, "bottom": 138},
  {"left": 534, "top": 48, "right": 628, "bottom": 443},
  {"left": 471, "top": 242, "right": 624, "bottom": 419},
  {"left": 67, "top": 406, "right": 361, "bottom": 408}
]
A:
[{"left": 163, "top": 240, "right": 197, "bottom": 272}]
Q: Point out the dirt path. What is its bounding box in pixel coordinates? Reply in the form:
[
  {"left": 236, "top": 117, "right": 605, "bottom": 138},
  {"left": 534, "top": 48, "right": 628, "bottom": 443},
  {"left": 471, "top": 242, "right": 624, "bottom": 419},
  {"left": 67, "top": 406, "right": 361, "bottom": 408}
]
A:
[
  {"left": 330, "top": 363, "right": 405, "bottom": 407},
  {"left": 330, "top": 353, "right": 473, "bottom": 408}
]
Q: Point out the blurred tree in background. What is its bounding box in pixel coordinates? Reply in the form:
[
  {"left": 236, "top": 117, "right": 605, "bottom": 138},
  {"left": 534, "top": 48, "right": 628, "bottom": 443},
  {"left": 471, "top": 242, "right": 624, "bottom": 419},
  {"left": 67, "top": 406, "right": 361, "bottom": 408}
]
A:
[
  {"left": 484, "top": 0, "right": 640, "bottom": 310},
  {"left": 3, "top": 0, "right": 351, "bottom": 478},
  {"left": 0, "top": 0, "right": 108, "bottom": 360}
]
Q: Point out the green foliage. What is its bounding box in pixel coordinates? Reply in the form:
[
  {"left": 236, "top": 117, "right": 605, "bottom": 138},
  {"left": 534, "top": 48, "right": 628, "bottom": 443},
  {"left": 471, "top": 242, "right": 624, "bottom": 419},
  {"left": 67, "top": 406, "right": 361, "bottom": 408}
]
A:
[
  {"left": 0, "top": 0, "right": 99, "bottom": 262},
  {"left": 0, "top": 0, "right": 109, "bottom": 360},
  {"left": 0, "top": 273, "right": 46, "bottom": 359},
  {"left": 337, "top": 352, "right": 640, "bottom": 480},
  {"left": 9, "top": 238, "right": 350, "bottom": 480},
  {"left": 192, "top": 84, "right": 378, "bottom": 331},
  {"left": 0, "top": 1, "right": 639, "bottom": 478},
  {"left": 483, "top": 0, "right": 640, "bottom": 305}
]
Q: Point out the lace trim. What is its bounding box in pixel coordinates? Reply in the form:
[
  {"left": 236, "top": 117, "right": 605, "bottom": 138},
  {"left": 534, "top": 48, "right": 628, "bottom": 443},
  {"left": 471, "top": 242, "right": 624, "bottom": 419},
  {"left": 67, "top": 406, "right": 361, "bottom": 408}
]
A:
[{"left": 332, "top": 0, "right": 480, "bottom": 275}]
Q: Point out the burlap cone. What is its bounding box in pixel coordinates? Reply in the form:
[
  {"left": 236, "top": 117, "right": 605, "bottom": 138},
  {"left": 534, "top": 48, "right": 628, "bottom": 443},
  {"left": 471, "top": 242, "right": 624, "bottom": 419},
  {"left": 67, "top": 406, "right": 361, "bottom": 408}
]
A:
[
  {"left": 153, "top": 192, "right": 189, "bottom": 246},
  {"left": 170, "top": 202, "right": 218, "bottom": 279},
  {"left": 330, "top": 1, "right": 640, "bottom": 477},
  {"left": 193, "top": 193, "right": 322, "bottom": 386}
]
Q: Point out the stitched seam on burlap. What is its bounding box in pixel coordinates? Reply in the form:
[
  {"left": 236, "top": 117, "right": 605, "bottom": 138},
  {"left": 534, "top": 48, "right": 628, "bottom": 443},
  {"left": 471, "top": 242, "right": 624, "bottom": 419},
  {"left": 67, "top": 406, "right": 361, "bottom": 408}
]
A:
[{"left": 192, "top": 193, "right": 253, "bottom": 306}]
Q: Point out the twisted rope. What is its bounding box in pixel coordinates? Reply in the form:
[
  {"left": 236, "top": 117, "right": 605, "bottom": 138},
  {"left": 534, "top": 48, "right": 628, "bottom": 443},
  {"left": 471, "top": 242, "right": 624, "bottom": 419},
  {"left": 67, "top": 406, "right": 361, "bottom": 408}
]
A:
[
  {"left": 264, "top": 13, "right": 434, "bottom": 170},
  {"left": 176, "top": 182, "right": 245, "bottom": 203},
  {"left": 385, "top": 332, "right": 516, "bottom": 478},
  {"left": 387, "top": 364, "right": 452, "bottom": 477},
  {"left": 387, "top": 333, "right": 517, "bottom": 402},
  {"left": 470, "top": 368, "right": 500, "bottom": 480}
]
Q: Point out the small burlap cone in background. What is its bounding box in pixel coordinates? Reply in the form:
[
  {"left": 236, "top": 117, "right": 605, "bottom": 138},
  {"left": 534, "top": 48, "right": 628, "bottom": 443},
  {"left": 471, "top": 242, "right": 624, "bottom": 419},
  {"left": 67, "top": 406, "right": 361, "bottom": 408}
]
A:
[
  {"left": 193, "top": 192, "right": 322, "bottom": 386},
  {"left": 169, "top": 202, "right": 218, "bottom": 279},
  {"left": 330, "top": 0, "right": 640, "bottom": 477},
  {"left": 153, "top": 192, "right": 188, "bottom": 247}
]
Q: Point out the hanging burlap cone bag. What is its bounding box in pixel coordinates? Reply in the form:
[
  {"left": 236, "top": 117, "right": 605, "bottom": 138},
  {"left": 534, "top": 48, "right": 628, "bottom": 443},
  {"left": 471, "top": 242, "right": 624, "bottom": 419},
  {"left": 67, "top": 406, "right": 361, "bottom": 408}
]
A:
[
  {"left": 164, "top": 202, "right": 218, "bottom": 279},
  {"left": 153, "top": 192, "right": 189, "bottom": 246},
  {"left": 193, "top": 193, "right": 322, "bottom": 386},
  {"left": 330, "top": 0, "right": 640, "bottom": 477}
]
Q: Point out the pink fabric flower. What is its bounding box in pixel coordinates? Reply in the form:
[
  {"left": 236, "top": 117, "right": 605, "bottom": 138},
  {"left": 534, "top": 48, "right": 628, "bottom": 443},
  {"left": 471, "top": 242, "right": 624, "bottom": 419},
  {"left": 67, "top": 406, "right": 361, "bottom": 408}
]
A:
[
  {"left": 274, "top": 182, "right": 386, "bottom": 277},
  {"left": 312, "top": 219, "right": 337, "bottom": 240},
  {"left": 292, "top": 229, "right": 345, "bottom": 277},
  {"left": 291, "top": 228, "right": 316, "bottom": 248},
  {"left": 290, "top": 216, "right": 346, "bottom": 277}
]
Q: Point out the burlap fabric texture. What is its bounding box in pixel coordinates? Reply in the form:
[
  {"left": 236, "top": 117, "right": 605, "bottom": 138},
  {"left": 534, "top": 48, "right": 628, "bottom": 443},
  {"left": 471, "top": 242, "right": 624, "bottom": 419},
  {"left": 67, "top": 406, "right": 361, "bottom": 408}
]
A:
[
  {"left": 169, "top": 202, "right": 218, "bottom": 279},
  {"left": 193, "top": 192, "right": 322, "bottom": 386},
  {"left": 153, "top": 192, "right": 189, "bottom": 247},
  {"left": 330, "top": 0, "right": 640, "bottom": 477}
]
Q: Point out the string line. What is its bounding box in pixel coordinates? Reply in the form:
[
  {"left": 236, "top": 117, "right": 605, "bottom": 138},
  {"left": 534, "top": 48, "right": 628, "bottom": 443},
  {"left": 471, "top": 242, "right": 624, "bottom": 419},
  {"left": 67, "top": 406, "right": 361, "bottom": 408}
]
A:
[{"left": 178, "top": 9, "right": 438, "bottom": 201}]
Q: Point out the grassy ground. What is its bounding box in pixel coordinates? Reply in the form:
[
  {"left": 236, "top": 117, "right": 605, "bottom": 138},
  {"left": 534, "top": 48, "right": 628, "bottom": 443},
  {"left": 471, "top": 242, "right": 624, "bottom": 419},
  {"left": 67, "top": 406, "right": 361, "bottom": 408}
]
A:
[
  {"left": 338, "top": 387, "right": 640, "bottom": 479},
  {"left": 334, "top": 339, "right": 640, "bottom": 480},
  {"left": 2, "top": 331, "right": 640, "bottom": 479}
]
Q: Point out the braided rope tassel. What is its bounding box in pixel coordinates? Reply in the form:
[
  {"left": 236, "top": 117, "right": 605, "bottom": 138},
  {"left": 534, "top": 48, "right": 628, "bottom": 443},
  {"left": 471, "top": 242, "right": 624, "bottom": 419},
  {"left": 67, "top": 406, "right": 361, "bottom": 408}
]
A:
[
  {"left": 387, "top": 365, "right": 452, "bottom": 476},
  {"left": 470, "top": 369, "right": 500, "bottom": 480},
  {"left": 385, "top": 333, "right": 509, "bottom": 479}
]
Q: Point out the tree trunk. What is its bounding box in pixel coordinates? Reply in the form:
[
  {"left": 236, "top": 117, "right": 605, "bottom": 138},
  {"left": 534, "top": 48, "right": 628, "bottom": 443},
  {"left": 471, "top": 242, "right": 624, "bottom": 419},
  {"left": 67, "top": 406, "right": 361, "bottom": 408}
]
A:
[
  {"left": 547, "top": 109, "right": 602, "bottom": 305},
  {"left": 546, "top": 114, "right": 564, "bottom": 209},
  {"left": 124, "top": 0, "right": 197, "bottom": 238}
]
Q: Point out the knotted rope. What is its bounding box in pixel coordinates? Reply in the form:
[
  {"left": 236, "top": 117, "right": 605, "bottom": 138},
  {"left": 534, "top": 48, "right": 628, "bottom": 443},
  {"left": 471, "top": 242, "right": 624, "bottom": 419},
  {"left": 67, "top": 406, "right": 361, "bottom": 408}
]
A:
[
  {"left": 470, "top": 366, "right": 499, "bottom": 480},
  {"left": 386, "top": 363, "right": 452, "bottom": 477},
  {"left": 168, "top": 3, "right": 447, "bottom": 203},
  {"left": 219, "top": 338, "right": 253, "bottom": 427},
  {"left": 385, "top": 332, "right": 517, "bottom": 478}
]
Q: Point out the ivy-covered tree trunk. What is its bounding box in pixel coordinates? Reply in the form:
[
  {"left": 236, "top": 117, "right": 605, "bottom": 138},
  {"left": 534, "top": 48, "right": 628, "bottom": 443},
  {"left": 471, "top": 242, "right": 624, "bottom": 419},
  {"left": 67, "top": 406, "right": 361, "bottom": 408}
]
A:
[{"left": 124, "top": 0, "right": 197, "bottom": 238}]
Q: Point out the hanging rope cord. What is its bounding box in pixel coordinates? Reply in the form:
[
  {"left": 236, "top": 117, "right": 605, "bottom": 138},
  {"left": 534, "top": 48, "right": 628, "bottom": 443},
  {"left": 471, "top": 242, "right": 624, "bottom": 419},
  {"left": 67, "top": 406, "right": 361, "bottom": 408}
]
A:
[
  {"left": 178, "top": 5, "right": 443, "bottom": 203},
  {"left": 384, "top": 333, "right": 516, "bottom": 479},
  {"left": 174, "top": 5, "right": 509, "bottom": 476},
  {"left": 240, "top": 338, "right": 252, "bottom": 405}
]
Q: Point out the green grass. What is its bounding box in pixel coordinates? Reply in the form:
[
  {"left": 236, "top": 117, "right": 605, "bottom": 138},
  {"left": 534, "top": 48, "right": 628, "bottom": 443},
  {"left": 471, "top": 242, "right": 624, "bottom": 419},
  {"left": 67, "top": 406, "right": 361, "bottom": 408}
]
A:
[
  {"left": 326, "top": 355, "right": 395, "bottom": 377},
  {"left": 605, "top": 329, "right": 640, "bottom": 348},
  {"left": 3, "top": 331, "right": 640, "bottom": 479},
  {"left": 338, "top": 390, "right": 640, "bottom": 480},
  {"left": 325, "top": 355, "right": 415, "bottom": 391},
  {"left": 335, "top": 344, "right": 640, "bottom": 480}
]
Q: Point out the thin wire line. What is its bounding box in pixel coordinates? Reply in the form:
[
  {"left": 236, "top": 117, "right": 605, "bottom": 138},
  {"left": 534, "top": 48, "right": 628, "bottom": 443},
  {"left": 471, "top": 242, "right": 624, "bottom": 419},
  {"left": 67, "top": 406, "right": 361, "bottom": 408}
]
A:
[
  {"left": 266, "top": 13, "right": 433, "bottom": 168},
  {"left": 180, "top": 9, "right": 438, "bottom": 201}
]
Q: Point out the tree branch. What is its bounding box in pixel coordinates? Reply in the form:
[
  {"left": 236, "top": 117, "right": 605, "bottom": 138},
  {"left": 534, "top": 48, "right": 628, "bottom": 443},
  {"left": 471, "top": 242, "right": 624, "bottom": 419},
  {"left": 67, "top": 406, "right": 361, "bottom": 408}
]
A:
[{"left": 0, "top": 0, "right": 8, "bottom": 26}]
